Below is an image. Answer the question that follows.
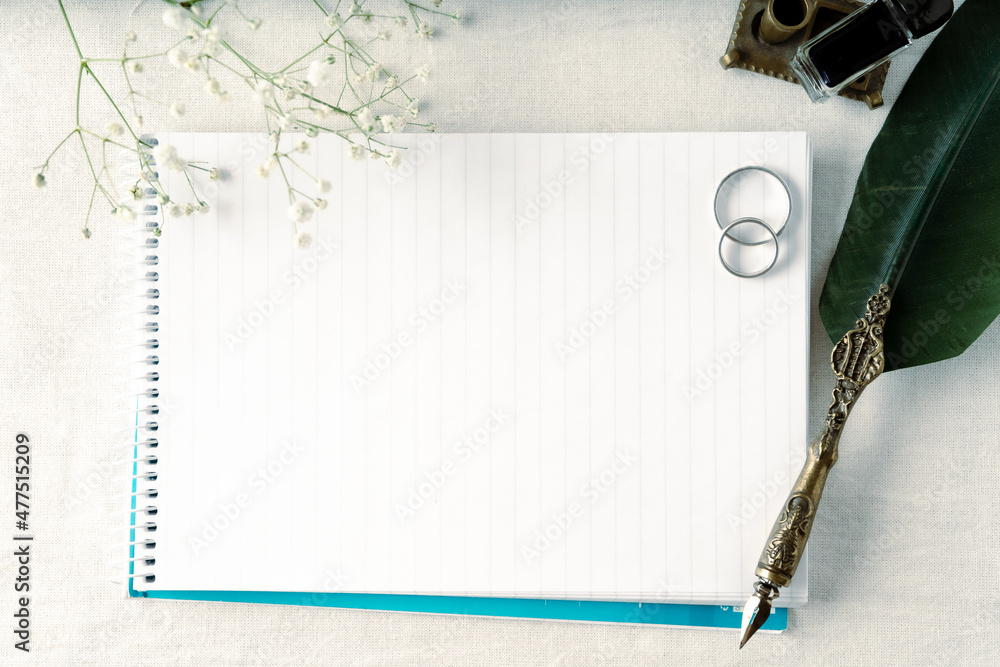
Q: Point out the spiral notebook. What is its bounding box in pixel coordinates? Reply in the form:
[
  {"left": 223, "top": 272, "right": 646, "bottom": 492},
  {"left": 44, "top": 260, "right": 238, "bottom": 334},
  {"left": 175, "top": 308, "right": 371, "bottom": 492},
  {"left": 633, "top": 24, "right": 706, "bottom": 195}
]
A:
[{"left": 125, "top": 132, "right": 810, "bottom": 630}]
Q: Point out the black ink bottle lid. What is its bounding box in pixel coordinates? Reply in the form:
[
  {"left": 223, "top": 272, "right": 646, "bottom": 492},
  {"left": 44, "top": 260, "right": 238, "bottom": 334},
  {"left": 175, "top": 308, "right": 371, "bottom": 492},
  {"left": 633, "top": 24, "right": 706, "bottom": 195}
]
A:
[{"left": 790, "top": 0, "right": 953, "bottom": 102}]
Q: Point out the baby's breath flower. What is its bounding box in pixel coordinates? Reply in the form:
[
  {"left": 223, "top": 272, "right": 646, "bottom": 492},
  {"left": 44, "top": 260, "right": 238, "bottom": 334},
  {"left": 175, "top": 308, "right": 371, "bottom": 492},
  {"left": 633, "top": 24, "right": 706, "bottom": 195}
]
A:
[
  {"left": 248, "top": 17, "right": 262, "bottom": 31},
  {"left": 285, "top": 88, "right": 298, "bottom": 101},
  {"left": 202, "top": 25, "right": 221, "bottom": 43},
  {"left": 305, "top": 127, "right": 318, "bottom": 138},
  {"left": 126, "top": 30, "right": 137, "bottom": 42},
  {"left": 167, "top": 203, "right": 183, "bottom": 217},
  {"left": 82, "top": 227, "right": 91, "bottom": 239},
  {"left": 157, "top": 192, "right": 169, "bottom": 205},
  {"left": 380, "top": 114, "right": 405, "bottom": 133},
  {"left": 379, "top": 29, "right": 391, "bottom": 41},
  {"left": 355, "top": 107, "right": 375, "bottom": 132},
  {"left": 278, "top": 113, "right": 295, "bottom": 130},
  {"left": 216, "top": 91, "right": 231, "bottom": 103},
  {"left": 348, "top": 144, "right": 366, "bottom": 161},
  {"left": 167, "top": 46, "right": 190, "bottom": 69},
  {"left": 427, "top": 123, "right": 437, "bottom": 132},
  {"left": 256, "top": 163, "right": 270, "bottom": 178},
  {"left": 316, "top": 178, "right": 331, "bottom": 194},
  {"left": 169, "top": 102, "right": 185, "bottom": 118},
  {"left": 386, "top": 75, "right": 399, "bottom": 89},
  {"left": 314, "top": 107, "right": 328, "bottom": 121},
  {"left": 269, "top": 131, "right": 280, "bottom": 144},
  {"left": 113, "top": 204, "right": 136, "bottom": 221},
  {"left": 209, "top": 167, "right": 221, "bottom": 181},
  {"left": 185, "top": 59, "right": 201, "bottom": 73},
  {"left": 253, "top": 81, "right": 274, "bottom": 105},
  {"left": 352, "top": 73, "right": 364, "bottom": 86},
  {"left": 415, "top": 64, "right": 430, "bottom": 82},
  {"left": 295, "top": 231, "right": 313, "bottom": 249},
  {"left": 106, "top": 122, "right": 124, "bottom": 137},
  {"left": 201, "top": 41, "right": 222, "bottom": 58},
  {"left": 197, "top": 201, "right": 210, "bottom": 214},
  {"left": 295, "top": 139, "right": 310, "bottom": 153},
  {"left": 384, "top": 150, "right": 401, "bottom": 168},
  {"left": 32, "top": 173, "right": 46, "bottom": 189},
  {"left": 325, "top": 13, "right": 343, "bottom": 28},
  {"left": 452, "top": 10, "right": 465, "bottom": 24},
  {"left": 274, "top": 74, "right": 288, "bottom": 88},
  {"left": 133, "top": 114, "right": 144, "bottom": 128},
  {"left": 417, "top": 22, "right": 434, "bottom": 39},
  {"left": 365, "top": 63, "right": 383, "bottom": 81},
  {"left": 325, "top": 54, "right": 336, "bottom": 65},
  {"left": 184, "top": 203, "right": 195, "bottom": 216},
  {"left": 406, "top": 98, "right": 419, "bottom": 118},
  {"left": 314, "top": 198, "right": 328, "bottom": 210},
  {"left": 126, "top": 60, "right": 143, "bottom": 75},
  {"left": 288, "top": 200, "right": 314, "bottom": 223},
  {"left": 432, "top": 0, "right": 442, "bottom": 6},
  {"left": 205, "top": 77, "right": 221, "bottom": 95},
  {"left": 152, "top": 144, "right": 187, "bottom": 171},
  {"left": 263, "top": 156, "right": 277, "bottom": 171},
  {"left": 395, "top": 16, "right": 407, "bottom": 27},
  {"left": 307, "top": 60, "right": 330, "bottom": 88},
  {"left": 186, "top": 27, "right": 200, "bottom": 40},
  {"left": 349, "top": 2, "right": 362, "bottom": 16},
  {"left": 162, "top": 7, "right": 185, "bottom": 30}
]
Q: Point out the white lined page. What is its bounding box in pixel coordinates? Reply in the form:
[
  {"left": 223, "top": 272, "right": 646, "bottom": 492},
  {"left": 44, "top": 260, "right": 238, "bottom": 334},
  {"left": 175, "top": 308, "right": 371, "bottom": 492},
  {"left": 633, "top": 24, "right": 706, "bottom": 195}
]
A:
[{"left": 141, "top": 132, "right": 810, "bottom": 606}]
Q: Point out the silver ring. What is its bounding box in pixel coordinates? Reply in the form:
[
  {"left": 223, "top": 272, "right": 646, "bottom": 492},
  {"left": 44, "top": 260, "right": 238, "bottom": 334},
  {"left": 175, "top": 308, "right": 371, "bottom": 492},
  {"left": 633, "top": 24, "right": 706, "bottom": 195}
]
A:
[
  {"left": 718, "top": 217, "right": 779, "bottom": 279},
  {"left": 714, "top": 166, "right": 791, "bottom": 245}
]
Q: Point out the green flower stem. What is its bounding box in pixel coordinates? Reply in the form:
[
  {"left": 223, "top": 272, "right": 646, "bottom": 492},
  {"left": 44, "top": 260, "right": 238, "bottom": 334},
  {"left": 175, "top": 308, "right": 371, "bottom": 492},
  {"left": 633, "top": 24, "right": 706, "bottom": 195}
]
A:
[
  {"left": 37, "top": 129, "right": 77, "bottom": 171},
  {"left": 76, "top": 132, "right": 114, "bottom": 205},
  {"left": 405, "top": 1, "right": 461, "bottom": 20},
  {"left": 278, "top": 42, "right": 327, "bottom": 74},
  {"left": 275, "top": 158, "right": 295, "bottom": 204},
  {"left": 280, "top": 154, "right": 317, "bottom": 181},
  {"left": 57, "top": 0, "right": 83, "bottom": 60},
  {"left": 83, "top": 181, "right": 98, "bottom": 233}
]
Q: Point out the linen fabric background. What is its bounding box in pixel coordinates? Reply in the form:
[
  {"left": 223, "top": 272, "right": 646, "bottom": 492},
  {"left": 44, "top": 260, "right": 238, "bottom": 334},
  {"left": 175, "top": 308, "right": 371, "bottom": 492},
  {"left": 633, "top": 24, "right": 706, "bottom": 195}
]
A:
[{"left": 1, "top": 0, "right": 997, "bottom": 664}]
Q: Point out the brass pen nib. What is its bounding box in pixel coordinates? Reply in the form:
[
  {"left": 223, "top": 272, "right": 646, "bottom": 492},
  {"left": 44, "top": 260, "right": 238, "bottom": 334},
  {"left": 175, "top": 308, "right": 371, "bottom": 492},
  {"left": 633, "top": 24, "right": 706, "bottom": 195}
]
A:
[{"left": 739, "top": 580, "right": 779, "bottom": 649}]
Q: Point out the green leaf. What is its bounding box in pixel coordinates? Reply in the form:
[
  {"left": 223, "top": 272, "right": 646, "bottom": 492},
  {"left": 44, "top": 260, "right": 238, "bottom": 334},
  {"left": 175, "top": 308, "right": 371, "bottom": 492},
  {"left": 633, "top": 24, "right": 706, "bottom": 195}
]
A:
[{"left": 819, "top": 0, "right": 1000, "bottom": 372}]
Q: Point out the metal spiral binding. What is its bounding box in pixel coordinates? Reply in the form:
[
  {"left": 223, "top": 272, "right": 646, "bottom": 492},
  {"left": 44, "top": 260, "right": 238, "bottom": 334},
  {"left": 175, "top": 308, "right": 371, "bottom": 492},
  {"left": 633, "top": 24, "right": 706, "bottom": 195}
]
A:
[{"left": 120, "top": 137, "right": 159, "bottom": 587}]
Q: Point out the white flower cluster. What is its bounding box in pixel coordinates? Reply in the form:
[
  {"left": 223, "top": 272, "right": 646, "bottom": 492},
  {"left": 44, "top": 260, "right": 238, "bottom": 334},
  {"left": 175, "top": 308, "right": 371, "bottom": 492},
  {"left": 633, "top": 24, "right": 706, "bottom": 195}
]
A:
[
  {"left": 152, "top": 144, "right": 187, "bottom": 172},
  {"left": 42, "top": 0, "right": 463, "bottom": 240}
]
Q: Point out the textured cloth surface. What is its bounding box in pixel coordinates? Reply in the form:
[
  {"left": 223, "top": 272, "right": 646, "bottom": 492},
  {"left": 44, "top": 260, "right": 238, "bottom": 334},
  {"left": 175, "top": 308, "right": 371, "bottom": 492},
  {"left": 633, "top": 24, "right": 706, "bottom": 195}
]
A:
[{"left": 1, "top": 0, "right": 998, "bottom": 665}]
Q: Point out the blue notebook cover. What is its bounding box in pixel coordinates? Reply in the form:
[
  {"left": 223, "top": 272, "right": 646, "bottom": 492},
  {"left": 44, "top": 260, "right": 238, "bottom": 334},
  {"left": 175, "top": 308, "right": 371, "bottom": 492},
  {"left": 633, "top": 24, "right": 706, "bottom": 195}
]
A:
[{"left": 128, "top": 450, "right": 785, "bottom": 631}]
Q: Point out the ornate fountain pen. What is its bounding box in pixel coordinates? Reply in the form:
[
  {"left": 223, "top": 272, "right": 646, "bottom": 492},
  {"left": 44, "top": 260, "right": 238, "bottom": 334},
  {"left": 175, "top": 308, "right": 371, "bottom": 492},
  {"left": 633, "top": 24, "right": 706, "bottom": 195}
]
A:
[{"left": 739, "top": 285, "right": 892, "bottom": 648}]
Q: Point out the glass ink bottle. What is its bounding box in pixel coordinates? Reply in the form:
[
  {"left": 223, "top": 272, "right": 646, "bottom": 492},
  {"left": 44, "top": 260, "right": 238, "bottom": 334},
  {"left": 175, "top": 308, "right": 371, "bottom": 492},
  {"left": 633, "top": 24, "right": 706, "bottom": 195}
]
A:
[{"left": 790, "top": 0, "right": 954, "bottom": 103}]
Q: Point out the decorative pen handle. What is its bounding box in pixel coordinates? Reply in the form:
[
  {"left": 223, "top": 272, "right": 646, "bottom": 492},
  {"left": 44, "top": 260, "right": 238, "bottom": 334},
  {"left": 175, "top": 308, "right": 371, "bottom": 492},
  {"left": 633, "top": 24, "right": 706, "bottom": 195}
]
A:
[
  {"left": 755, "top": 284, "right": 892, "bottom": 590},
  {"left": 755, "top": 429, "right": 837, "bottom": 586}
]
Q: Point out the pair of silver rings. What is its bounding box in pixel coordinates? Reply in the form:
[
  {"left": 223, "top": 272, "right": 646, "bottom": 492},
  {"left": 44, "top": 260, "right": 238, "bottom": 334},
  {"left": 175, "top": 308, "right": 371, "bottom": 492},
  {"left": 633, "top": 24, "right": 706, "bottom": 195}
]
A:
[{"left": 713, "top": 166, "right": 791, "bottom": 279}]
